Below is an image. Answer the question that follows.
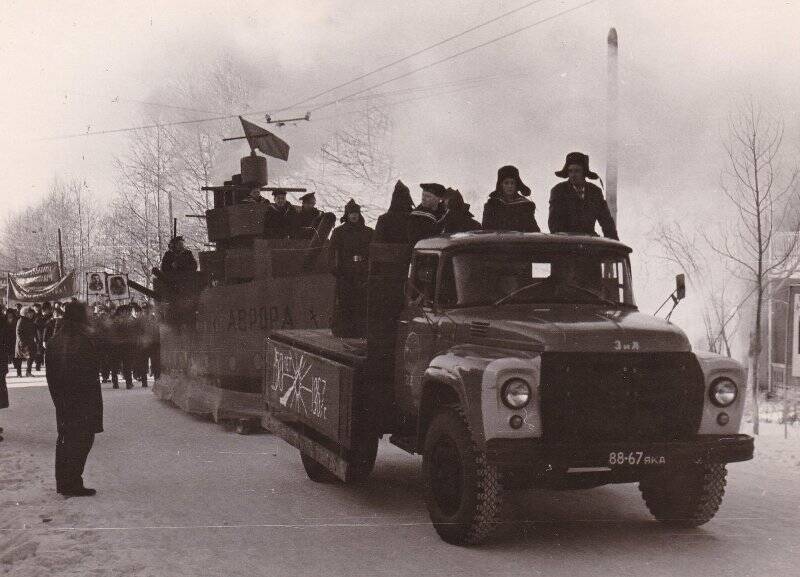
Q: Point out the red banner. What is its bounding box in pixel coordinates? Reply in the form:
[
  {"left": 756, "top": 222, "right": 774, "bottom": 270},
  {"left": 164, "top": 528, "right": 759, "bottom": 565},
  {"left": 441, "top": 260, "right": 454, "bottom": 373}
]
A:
[{"left": 6, "top": 270, "right": 76, "bottom": 302}]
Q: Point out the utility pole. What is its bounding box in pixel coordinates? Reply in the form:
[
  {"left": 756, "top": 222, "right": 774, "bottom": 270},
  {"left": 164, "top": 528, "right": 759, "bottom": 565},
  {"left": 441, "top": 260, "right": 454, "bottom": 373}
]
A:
[
  {"left": 606, "top": 27, "right": 619, "bottom": 222},
  {"left": 57, "top": 228, "right": 65, "bottom": 277}
]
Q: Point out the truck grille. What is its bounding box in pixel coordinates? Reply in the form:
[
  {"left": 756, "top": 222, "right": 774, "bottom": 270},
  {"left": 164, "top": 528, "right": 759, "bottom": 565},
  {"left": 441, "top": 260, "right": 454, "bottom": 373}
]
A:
[{"left": 539, "top": 352, "right": 704, "bottom": 443}]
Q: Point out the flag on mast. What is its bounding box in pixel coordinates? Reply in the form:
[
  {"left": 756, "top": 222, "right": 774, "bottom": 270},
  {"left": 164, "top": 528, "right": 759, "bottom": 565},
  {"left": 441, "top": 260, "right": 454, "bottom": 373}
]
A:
[{"left": 239, "top": 116, "right": 290, "bottom": 161}]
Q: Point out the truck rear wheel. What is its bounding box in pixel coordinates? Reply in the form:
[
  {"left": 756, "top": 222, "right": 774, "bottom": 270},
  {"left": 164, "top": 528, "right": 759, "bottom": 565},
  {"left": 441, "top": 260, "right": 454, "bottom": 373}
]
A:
[
  {"left": 639, "top": 463, "right": 727, "bottom": 527},
  {"left": 423, "top": 408, "right": 502, "bottom": 545},
  {"left": 300, "top": 452, "right": 340, "bottom": 483}
]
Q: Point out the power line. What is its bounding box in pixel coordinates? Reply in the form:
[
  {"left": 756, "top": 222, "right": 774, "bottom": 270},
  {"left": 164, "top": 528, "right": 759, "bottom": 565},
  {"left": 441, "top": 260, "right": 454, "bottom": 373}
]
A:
[
  {"left": 270, "top": 0, "right": 553, "bottom": 114},
  {"left": 306, "top": 0, "right": 602, "bottom": 114},
  {"left": 40, "top": 113, "right": 237, "bottom": 141},
  {"left": 68, "top": 91, "right": 222, "bottom": 115},
  {"left": 41, "top": 0, "right": 600, "bottom": 141}
]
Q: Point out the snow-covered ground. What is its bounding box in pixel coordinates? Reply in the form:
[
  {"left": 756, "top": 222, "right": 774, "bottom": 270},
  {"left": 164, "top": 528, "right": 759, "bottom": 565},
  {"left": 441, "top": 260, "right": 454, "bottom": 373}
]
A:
[{"left": 1, "top": 378, "right": 799, "bottom": 577}]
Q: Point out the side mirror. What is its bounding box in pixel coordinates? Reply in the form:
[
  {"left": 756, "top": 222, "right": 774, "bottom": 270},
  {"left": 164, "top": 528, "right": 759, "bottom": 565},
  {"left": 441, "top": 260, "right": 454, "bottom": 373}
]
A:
[{"left": 675, "top": 273, "right": 686, "bottom": 301}]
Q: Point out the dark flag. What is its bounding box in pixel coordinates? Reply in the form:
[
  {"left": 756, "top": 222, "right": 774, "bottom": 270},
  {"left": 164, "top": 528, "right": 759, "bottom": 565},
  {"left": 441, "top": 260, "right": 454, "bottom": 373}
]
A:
[{"left": 239, "top": 116, "right": 290, "bottom": 161}]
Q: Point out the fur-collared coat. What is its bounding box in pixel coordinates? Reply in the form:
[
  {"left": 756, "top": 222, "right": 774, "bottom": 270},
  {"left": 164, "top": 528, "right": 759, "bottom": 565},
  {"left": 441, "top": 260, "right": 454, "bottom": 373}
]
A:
[{"left": 481, "top": 192, "right": 540, "bottom": 232}]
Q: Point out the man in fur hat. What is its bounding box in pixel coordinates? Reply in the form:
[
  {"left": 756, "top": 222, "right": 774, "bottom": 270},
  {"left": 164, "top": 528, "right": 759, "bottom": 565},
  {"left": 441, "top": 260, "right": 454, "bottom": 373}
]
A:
[
  {"left": 375, "top": 180, "right": 414, "bottom": 243},
  {"left": 548, "top": 152, "right": 618, "bottom": 240},
  {"left": 407, "top": 183, "right": 446, "bottom": 245},
  {"left": 263, "top": 190, "right": 297, "bottom": 239},
  {"left": 292, "top": 192, "right": 324, "bottom": 240},
  {"left": 329, "top": 200, "right": 374, "bottom": 337},
  {"left": 482, "top": 165, "right": 540, "bottom": 232}
]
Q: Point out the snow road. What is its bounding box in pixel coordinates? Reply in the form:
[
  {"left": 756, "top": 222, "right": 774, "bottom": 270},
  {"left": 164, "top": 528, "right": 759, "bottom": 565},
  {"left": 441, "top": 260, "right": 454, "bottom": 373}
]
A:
[{"left": 1, "top": 379, "right": 798, "bottom": 576}]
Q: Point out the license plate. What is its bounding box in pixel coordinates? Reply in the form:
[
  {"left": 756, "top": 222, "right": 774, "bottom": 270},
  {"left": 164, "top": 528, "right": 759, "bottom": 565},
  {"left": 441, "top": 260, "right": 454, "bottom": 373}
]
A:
[{"left": 608, "top": 451, "right": 666, "bottom": 466}]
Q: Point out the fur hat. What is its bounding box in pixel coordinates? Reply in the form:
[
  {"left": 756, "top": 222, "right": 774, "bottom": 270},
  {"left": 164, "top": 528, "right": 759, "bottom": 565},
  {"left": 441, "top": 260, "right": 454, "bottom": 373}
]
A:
[
  {"left": 419, "top": 183, "right": 447, "bottom": 198},
  {"left": 555, "top": 152, "right": 599, "bottom": 180},
  {"left": 495, "top": 165, "right": 531, "bottom": 196},
  {"left": 168, "top": 236, "right": 185, "bottom": 248},
  {"left": 340, "top": 199, "right": 363, "bottom": 223}
]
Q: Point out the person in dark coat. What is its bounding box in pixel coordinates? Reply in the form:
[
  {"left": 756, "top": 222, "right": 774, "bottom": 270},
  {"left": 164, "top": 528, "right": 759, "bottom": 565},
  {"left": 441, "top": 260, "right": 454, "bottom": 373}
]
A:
[
  {"left": 140, "top": 303, "right": 160, "bottom": 382},
  {"left": 482, "top": 165, "right": 540, "bottom": 232},
  {"left": 408, "top": 183, "right": 446, "bottom": 245},
  {"left": 548, "top": 152, "right": 618, "bottom": 240},
  {"left": 374, "top": 180, "right": 414, "bottom": 243},
  {"left": 263, "top": 190, "right": 297, "bottom": 239},
  {"left": 329, "top": 199, "right": 374, "bottom": 338},
  {"left": 128, "top": 304, "right": 150, "bottom": 388},
  {"left": 110, "top": 305, "right": 137, "bottom": 389},
  {"left": 46, "top": 302, "right": 102, "bottom": 497},
  {"left": 15, "top": 307, "right": 37, "bottom": 377},
  {"left": 160, "top": 236, "right": 198, "bottom": 274},
  {"left": 34, "top": 301, "right": 53, "bottom": 371},
  {"left": 439, "top": 188, "right": 482, "bottom": 234},
  {"left": 292, "top": 192, "right": 324, "bottom": 240},
  {"left": 0, "top": 309, "right": 13, "bottom": 441}
]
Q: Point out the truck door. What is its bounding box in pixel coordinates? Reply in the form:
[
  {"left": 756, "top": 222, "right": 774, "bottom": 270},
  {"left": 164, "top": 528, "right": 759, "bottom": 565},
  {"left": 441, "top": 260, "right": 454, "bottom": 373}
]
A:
[{"left": 395, "top": 251, "right": 441, "bottom": 415}]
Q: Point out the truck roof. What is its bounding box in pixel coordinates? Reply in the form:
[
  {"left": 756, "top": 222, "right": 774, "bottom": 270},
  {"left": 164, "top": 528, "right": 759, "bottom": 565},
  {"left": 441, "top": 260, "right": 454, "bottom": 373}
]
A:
[{"left": 414, "top": 231, "right": 632, "bottom": 253}]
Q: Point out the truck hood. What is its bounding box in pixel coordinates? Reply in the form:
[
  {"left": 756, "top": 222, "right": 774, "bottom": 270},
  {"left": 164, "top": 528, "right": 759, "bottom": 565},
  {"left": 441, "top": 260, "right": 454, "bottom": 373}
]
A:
[{"left": 452, "top": 304, "right": 691, "bottom": 353}]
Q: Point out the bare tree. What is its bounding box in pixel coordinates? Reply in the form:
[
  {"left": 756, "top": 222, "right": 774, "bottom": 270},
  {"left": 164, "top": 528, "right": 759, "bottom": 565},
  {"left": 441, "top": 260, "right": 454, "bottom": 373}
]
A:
[
  {"left": 710, "top": 100, "right": 799, "bottom": 434},
  {"left": 0, "top": 176, "right": 103, "bottom": 277},
  {"left": 300, "top": 101, "right": 397, "bottom": 221},
  {"left": 655, "top": 222, "right": 742, "bottom": 356}
]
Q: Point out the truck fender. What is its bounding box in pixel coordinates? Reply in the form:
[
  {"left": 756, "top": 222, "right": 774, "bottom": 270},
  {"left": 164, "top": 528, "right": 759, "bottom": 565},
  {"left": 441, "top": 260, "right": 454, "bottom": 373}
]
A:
[
  {"left": 694, "top": 351, "right": 747, "bottom": 435},
  {"left": 416, "top": 345, "right": 534, "bottom": 452}
]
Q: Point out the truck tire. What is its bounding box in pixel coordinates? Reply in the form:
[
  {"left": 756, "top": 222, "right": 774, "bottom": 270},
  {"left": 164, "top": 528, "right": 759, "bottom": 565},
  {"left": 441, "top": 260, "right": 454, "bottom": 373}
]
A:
[
  {"left": 639, "top": 464, "right": 727, "bottom": 527},
  {"left": 300, "top": 451, "right": 340, "bottom": 484},
  {"left": 423, "top": 408, "right": 502, "bottom": 545},
  {"left": 345, "top": 434, "right": 379, "bottom": 484}
]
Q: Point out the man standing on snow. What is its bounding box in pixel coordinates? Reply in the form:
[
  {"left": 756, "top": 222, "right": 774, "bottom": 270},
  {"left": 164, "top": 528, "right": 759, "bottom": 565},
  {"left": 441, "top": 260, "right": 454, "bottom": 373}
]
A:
[{"left": 46, "top": 302, "right": 103, "bottom": 497}]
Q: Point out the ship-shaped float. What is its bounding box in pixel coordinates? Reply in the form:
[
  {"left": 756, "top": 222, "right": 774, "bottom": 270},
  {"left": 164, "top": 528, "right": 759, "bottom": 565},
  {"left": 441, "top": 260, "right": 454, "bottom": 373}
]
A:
[{"left": 151, "top": 119, "right": 336, "bottom": 432}]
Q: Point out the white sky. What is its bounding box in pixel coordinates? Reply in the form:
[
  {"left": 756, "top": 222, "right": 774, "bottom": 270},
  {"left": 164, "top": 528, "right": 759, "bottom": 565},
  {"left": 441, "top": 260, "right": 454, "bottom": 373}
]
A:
[{"left": 1, "top": 0, "right": 799, "bottom": 343}]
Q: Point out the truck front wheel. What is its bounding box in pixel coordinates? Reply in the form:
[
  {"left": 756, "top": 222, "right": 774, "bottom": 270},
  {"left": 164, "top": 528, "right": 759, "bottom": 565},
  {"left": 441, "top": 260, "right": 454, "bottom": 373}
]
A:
[
  {"left": 423, "top": 409, "right": 502, "bottom": 545},
  {"left": 639, "top": 463, "right": 727, "bottom": 527}
]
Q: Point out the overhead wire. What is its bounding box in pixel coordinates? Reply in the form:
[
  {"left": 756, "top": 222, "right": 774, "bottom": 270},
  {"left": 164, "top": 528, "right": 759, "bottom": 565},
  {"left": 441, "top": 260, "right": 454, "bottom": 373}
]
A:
[
  {"left": 269, "top": 0, "right": 553, "bottom": 113},
  {"left": 304, "top": 0, "right": 602, "bottom": 114},
  {"left": 40, "top": 0, "right": 601, "bottom": 141}
]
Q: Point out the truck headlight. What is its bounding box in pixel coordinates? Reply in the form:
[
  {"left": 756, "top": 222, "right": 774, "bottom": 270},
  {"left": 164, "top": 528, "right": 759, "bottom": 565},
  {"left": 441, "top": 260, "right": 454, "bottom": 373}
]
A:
[
  {"left": 709, "top": 378, "right": 738, "bottom": 407},
  {"left": 501, "top": 378, "right": 531, "bottom": 409}
]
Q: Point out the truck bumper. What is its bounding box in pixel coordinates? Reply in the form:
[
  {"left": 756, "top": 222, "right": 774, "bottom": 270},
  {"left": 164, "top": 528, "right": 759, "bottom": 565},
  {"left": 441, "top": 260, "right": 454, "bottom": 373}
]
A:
[{"left": 486, "top": 434, "right": 754, "bottom": 470}]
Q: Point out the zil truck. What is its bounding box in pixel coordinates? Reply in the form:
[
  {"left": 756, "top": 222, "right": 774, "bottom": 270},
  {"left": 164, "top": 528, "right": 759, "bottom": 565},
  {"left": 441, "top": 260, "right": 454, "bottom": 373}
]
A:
[{"left": 263, "top": 231, "right": 754, "bottom": 545}]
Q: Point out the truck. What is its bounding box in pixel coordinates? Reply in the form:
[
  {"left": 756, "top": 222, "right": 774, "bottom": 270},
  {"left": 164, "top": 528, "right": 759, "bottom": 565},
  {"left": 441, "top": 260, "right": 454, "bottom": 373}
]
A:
[{"left": 263, "top": 231, "right": 754, "bottom": 545}]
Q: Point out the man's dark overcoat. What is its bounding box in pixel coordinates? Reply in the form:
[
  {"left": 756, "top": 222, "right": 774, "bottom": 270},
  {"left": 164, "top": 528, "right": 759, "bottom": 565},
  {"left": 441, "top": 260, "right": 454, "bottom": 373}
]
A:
[
  {"left": 329, "top": 217, "right": 374, "bottom": 338},
  {"left": 547, "top": 180, "right": 618, "bottom": 240},
  {"left": 45, "top": 320, "right": 103, "bottom": 434}
]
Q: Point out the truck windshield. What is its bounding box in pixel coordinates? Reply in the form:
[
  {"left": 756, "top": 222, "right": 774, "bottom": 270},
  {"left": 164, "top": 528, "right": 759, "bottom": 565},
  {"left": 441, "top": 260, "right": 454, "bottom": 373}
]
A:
[{"left": 444, "top": 248, "right": 635, "bottom": 308}]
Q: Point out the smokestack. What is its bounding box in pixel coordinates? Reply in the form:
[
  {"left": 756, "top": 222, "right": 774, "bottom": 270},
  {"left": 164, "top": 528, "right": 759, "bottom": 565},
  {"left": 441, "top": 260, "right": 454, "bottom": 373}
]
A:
[{"left": 606, "top": 27, "right": 619, "bottom": 223}]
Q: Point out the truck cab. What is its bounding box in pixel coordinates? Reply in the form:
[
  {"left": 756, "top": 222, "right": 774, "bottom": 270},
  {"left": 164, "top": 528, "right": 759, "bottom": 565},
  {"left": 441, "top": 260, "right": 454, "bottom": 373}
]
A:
[{"left": 264, "top": 231, "right": 753, "bottom": 545}]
